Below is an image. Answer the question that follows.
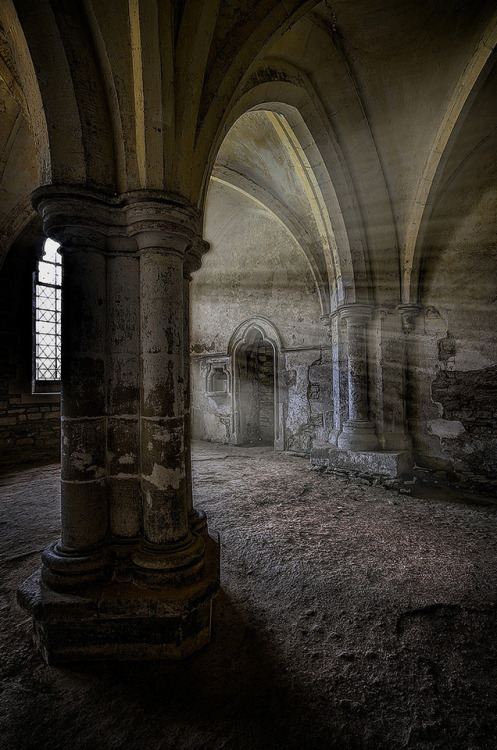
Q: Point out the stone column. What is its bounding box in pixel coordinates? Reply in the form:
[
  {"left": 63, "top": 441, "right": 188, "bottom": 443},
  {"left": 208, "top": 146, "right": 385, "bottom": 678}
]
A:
[
  {"left": 130, "top": 205, "right": 206, "bottom": 587},
  {"left": 37, "top": 215, "right": 112, "bottom": 590},
  {"left": 325, "top": 312, "right": 343, "bottom": 445},
  {"left": 398, "top": 302, "right": 422, "bottom": 448},
  {"left": 371, "top": 307, "right": 412, "bottom": 452},
  {"left": 106, "top": 247, "right": 141, "bottom": 546},
  {"left": 18, "top": 187, "right": 219, "bottom": 662},
  {"left": 337, "top": 304, "right": 379, "bottom": 451}
]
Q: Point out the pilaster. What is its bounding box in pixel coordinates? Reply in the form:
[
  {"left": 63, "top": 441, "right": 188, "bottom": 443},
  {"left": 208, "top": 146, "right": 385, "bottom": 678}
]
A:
[{"left": 337, "top": 304, "right": 379, "bottom": 451}]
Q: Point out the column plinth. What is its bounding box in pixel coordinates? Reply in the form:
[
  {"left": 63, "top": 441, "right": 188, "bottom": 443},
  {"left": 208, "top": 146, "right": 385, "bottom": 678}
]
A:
[{"left": 17, "top": 186, "right": 220, "bottom": 661}]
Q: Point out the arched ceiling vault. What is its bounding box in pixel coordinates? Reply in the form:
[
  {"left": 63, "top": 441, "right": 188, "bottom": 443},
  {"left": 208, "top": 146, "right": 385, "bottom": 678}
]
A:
[
  {"left": 210, "top": 165, "right": 329, "bottom": 316},
  {"left": 0, "top": 0, "right": 115, "bottom": 188},
  {"left": 209, "top": 107, "right": 345, "bottom": 308},
  {"left": 265, "top": 110, "right": 338, "bottom": 307},
  {"left": 0, "top": 0, "right": 493, "bottom": 313},
  {"left": 405, "top": 12, "right": 497, "bottom": 304},
  {"left": 419, "top": 52, "right": 497, "bottom": 301},
  {"left": 0, "top": 63, "right": 37, "bottom": 269},
  {"left": 207, "top": 72, "right": 377, "bottom": 309},
  {"left": 0, "top": 0, "right": 321, "bottom": 197}
]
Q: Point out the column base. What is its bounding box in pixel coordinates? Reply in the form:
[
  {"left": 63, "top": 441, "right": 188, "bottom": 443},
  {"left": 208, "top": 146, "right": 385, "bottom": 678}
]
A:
[
  {"left": 189, "top": 508, "right": 208, "bottom": 537},
  {"left": 40, "top": 541, "right": 113, "bottom": 592},
  {"left": 337, "top": 420, "right": 379, "bottom": 451},
  {"left": 310, "top": 445, "right": 412, "bottom": 478},
  {"left": 17, "top": 534, "right": 220, "bottom": 664},
  {"left": 132, "top": 531, "right": 206, "bottom": 588}
]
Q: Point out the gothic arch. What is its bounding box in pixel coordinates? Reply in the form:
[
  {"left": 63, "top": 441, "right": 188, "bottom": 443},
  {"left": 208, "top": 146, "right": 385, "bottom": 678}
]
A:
[
  {"left": 201, "top": 83, "right": 359, "bottom": 309},
  {"left": 200, "top": 52, "right": 399, "bottom": 310},
  {"left": 0, "top": 0, "right": 115, "bottom": 190},
  {"left": 403, "top": 11, "right": 497, "bottom": 304},
  {"left": 210, "top": 164, "right": 329, "bottom": 316}
]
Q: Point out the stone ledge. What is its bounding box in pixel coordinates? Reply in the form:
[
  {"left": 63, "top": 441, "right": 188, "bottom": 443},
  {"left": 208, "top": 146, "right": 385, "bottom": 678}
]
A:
[
  {"left": 17, "top": 535, "right": 220, "bottom": 663},
  {"left": 310, "top": 446, "right": 411, "bottom": 478}
]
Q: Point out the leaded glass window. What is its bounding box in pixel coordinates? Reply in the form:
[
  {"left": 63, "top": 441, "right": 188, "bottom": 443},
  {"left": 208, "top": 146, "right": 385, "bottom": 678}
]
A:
[{"left": 34, "top": 238, "right": 61, "bottom": 385}]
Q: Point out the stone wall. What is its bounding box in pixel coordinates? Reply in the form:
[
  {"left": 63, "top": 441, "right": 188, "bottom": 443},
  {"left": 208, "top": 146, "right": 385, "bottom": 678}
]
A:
[
  {"left": 409, "top": 204, "right": 497, "bottom": 480},
  {"left": 410, "top": 306, "right": 497, "bottom": 481},
  {"left": 191, "top": 345, "right": 332, "bottom": 455},
  {"left": 191, "top": 191, "right": 327, "bottom": 454},
  {"left": 431, "top": 366, "right": 497, "bottom": 479},
  {"left": 0, "top": 227, "right": 61, "bottom": 471}
]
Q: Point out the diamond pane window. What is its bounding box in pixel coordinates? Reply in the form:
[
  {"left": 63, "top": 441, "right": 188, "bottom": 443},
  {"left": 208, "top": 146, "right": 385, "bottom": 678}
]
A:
[{"left": 34, "top": 238, "right": 61, "bottom": 384}]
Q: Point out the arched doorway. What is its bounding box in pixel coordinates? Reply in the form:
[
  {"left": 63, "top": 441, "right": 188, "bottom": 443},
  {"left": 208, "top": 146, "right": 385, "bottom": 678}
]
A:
[
  {"left": 229, "top": 319, "right": 282, "bottom": 449},
  {"left": 235, "top": 329, "right": 275, "bottom": 445}
]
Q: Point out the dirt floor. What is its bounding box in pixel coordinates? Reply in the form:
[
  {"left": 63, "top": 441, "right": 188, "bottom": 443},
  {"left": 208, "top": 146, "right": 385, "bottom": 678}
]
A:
[{"left": 1, "top": 441, "right": 497, "bottom": 750}]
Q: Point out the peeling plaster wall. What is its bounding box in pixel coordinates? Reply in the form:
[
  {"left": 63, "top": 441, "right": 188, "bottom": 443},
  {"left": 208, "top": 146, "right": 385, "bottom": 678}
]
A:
[
  {"left": 410, "top": 190, "right": 497, "bottom": 479},
  {"left": 191, "top": 195, "right": 326, "bottom": 452},
  {"left": 283, "top": 348, "right": 332, "bottom": 454}
]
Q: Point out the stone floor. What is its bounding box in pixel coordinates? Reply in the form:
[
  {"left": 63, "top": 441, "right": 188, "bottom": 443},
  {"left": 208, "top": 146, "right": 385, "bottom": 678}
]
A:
[{"left": 1, "top": 441, "right": 497, "bottom": 750}]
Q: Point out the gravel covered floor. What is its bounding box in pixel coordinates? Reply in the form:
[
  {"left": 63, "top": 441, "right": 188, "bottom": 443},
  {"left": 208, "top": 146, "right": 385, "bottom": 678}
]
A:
[{"left": 1, "top": 441, "right": 497, "bottom": 750}]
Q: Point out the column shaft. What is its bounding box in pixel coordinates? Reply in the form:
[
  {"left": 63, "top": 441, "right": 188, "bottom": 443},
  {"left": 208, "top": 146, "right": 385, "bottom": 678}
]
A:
[
  {"left": 60, "top": 247, "right": 107, "bottom": 549},
  {"left": 347, "top": 319, "right": 370, "bottom": 423},
  {"left": 107, "top": 252, "right": 141, "bottom": 541},
  {"left": 140, "top": 249, "right": 189, "bottom": 545},
  {"left": 41, "top": 246, "right": 111, "bottom": 589},
  {"left": 183, "top": 273, "right": 208, "bottom": 535}
]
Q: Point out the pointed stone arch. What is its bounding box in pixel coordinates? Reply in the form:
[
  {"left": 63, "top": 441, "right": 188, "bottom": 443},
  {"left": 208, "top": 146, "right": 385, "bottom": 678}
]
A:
[
  {"left": 402, "top": 11, "right": 497, "bottom": 304},
  {"left": 200, "top": 58, "right": 399, "bottom": 311},
  {"left": 202, "top": 86, "right": 357, "bottom": 310},
  {"left": 0, "top": 0, "right": 115, "bottom": 190}
]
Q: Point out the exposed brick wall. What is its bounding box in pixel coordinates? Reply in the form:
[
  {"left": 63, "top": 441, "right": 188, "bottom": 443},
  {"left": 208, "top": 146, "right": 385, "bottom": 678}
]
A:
[
  {"left": 0, "top": 225, "right": 61, "bottom": 471},
  {"left": 431, "top": 365, "right": 497, "bottom": 480}
]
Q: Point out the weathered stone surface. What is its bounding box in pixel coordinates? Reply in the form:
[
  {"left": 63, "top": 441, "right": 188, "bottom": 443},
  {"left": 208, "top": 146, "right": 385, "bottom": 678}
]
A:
[
  {"left": 14, "top": 189, "right": 220, "bottom": 660},
  {"left": 311, "top": 446, "right": 411, "bottom": 478},
  {"left": 430, "top": 366, "right": 497, "bottom": 478},
  {"left": 18, "top": 534, "right": 219, "bottom": 662}
]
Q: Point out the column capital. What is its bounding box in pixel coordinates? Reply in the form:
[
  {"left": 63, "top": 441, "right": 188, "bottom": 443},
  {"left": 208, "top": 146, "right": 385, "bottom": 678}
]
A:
[
  {"left": 185, "top": 238, "right": 210, "bottom": 279},
  {"left": 397, "top": 303, "right": 422, "bottom": 334},
  {"left": 124, "top": 191, "right": 201, "bottom": 255},
  {"left": 31, "top": 185, "right": 112, "bottom": 251},
  {"left": 30, "top": 185, "right": 204, "bottom": 257},
  {"left": 338, "top": 303, "right": 374, "bottom": 323}
]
